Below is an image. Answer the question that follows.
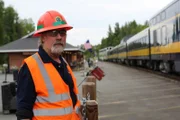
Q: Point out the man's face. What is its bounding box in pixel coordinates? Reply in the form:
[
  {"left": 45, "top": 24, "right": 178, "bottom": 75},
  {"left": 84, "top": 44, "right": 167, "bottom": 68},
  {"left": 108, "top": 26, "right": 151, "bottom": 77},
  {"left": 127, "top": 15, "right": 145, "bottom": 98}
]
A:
[{"left": 42, "top": 29, "right": 67, "bottom": 56}]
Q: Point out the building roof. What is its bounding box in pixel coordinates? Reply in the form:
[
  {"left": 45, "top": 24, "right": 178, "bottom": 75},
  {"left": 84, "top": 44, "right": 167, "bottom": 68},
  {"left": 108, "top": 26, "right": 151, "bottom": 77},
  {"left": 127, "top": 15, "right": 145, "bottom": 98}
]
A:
[{"left": 0, "top": 31, "right": 83, "bottom": 53}]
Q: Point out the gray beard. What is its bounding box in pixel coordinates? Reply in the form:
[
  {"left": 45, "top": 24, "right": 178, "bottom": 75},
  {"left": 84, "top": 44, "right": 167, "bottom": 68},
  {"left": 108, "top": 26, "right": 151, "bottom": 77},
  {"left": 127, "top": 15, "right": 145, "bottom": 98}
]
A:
[{"left": 51, "top": 45, "right": 64, "bottom": 56}]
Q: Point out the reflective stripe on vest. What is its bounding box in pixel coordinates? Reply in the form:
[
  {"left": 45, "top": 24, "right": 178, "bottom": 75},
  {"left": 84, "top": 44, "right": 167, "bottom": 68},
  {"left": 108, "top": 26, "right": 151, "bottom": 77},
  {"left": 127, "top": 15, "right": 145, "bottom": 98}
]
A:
[
  {"left": 75, "top": 106, "right": 80, "bottom": 114},
  {"left": 32, "top": 54, "right": 70, "bottom": 103},
  {"left": 76, "top": 94, "right": 80, "bottom": 100},
  {"left": 36, "top": 93, "right": 70, "bottom": 103},
  {"left": 33, "top": 106, "right": 73, "bottom": 116},
  {"left": 75, "top": 94, "right": 80, "bottom": 114},
  {"left": 32, "top": 54, "right": 73, "bottom": 116}
]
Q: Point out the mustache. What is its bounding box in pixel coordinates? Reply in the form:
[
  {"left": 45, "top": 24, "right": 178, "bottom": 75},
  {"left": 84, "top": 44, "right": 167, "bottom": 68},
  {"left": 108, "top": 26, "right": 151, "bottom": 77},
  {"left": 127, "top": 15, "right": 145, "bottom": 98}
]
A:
[{"left": 53, "top": 41, "right": 64, "bottom": 46}]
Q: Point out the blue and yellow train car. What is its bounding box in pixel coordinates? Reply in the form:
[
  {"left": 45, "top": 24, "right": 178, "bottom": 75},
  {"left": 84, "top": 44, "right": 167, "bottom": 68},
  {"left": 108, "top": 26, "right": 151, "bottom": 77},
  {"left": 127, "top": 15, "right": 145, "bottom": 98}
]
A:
[
  {"left": 106, "top": 0, "right": 180, "bottom": 73},
  {"left": 149, "top": 0, "right": 180, "bottom": 72},
  {"left": 126, "top": 28, "right": 150, "bottom": 66}
]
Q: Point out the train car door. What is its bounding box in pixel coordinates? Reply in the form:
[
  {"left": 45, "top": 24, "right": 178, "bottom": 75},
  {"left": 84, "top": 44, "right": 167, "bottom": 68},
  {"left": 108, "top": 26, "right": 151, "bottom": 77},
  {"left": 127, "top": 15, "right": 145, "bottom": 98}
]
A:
[
  {"left": 173, "top": 0, "right": 180, "bottom": 42},
  {"left": 178, "top": 0, "right": 180, "bottom": 41}
]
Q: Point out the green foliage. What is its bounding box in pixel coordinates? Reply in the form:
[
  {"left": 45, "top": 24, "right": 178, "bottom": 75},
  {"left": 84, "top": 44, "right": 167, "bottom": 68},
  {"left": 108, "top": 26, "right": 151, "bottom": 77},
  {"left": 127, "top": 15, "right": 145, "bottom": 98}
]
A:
[
  {"left": 83, "top": 20, "right": 149, "bottom": 59},
  {"left": 84, "top": 50, "right": 94, "bottom": 59},
  {"left": 0, "top": 0, "right": 4, "bottom": 45},
  {"left": 96, "top": 20, "right": 149, "bottom": 56},
  {"left": 3, "top": 6, "right": 19, "bottom": 43},
  {"left": 19, "top": 18, "right": 35, "bottom": 36},
  {"left": 0, "top": 0, "right": 35, "bottom": 64}
]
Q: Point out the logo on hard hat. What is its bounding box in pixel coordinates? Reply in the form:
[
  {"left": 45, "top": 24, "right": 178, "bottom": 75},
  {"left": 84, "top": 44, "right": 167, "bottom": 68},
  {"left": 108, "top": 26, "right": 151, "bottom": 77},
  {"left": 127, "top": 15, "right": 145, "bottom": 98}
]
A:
[
  {"left": 55, "top": 16, "right": 62, "bottom": 22},
  {"left": 53, "top": 16, "right": 66, "bottom": 26}
]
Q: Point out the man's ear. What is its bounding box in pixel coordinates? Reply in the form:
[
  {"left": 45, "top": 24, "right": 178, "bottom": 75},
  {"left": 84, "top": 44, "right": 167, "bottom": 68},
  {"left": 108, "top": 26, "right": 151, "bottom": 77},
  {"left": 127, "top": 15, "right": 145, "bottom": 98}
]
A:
[{"left": 41, "top": 34, "right": 47, "bottom": 42}]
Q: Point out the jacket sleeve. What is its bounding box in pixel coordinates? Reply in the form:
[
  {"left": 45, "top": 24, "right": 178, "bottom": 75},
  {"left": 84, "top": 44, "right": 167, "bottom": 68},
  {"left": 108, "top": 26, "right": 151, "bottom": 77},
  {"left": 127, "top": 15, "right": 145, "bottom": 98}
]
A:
[{"left": 16, "top": 63, "right": 36, "bottom": 119}]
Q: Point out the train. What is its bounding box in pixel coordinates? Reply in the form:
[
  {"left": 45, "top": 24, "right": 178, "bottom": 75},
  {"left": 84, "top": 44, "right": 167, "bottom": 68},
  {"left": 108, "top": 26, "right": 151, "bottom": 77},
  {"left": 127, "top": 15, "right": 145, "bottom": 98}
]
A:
[
  {"left": 99, "top": 46, "right": 113, "bottom": 61},
  {"left": 99, "top": 0, "right": 180, "bottom": 73}
]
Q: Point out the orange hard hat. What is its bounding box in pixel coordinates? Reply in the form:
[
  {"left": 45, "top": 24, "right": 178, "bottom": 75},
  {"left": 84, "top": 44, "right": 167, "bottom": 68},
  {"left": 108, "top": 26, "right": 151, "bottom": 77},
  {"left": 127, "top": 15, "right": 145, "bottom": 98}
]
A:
[{"left": 33, "top": 10, "right": 73, "bottom": 37}]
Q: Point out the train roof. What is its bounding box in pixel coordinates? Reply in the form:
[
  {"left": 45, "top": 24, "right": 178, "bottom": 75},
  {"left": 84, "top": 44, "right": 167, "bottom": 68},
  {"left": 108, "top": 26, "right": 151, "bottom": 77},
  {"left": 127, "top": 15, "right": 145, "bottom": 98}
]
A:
[
  {"left": 149, "top": 0, "right": 178, "bottom": 20},
  {"left": 121, "top": 35, "right": 134, "bottom": 42},
  {"left": 126, "top": 27, "right": 149, "bottom": 43},
  {"left": 99, "top": 46, "right": 113, "bottom": 52},
  {"left": 108, "top": 44, "right": 119, "bottom": 51}
]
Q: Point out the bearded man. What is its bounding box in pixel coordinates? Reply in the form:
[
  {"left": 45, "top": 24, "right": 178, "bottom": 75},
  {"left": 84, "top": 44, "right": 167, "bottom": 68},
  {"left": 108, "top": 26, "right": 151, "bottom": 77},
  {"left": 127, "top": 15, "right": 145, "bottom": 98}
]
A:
[{"left": 16, "top": 10, "right": 82, "bottom": 120}]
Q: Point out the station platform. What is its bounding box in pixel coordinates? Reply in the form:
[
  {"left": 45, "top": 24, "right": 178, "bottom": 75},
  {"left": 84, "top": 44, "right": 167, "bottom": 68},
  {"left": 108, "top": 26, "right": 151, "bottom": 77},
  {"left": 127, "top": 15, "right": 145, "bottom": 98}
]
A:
[{"left": 1, "top": 61, "right": 180, "bottom": 120}]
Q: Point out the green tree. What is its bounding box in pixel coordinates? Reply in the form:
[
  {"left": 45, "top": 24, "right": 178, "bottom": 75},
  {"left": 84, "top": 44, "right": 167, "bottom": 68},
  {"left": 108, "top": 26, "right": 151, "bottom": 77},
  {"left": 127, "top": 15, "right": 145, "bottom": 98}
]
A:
[
  {"left": 19, "top": 18, "right": 35, "bottom": 36},
  {"left": 3, "top": 6, "right": 19, "bottom": 43},
  {"left": 0, "top": 0, "right": 4, "bottom": 45},
  {"left": 99, "top": 20, "right": 149, "bottom": 50},
  {"left": 0, "top": 0, "right": 35, "bottom": 64},
  {"left": 3, "top": 5, "right": 35, "bottom": 44},
  {"left": 101, "top": 38, "right": 107, "bottom": 49},
  {"left": 106, "top": 25, "right": 113, "bottom": 46}
]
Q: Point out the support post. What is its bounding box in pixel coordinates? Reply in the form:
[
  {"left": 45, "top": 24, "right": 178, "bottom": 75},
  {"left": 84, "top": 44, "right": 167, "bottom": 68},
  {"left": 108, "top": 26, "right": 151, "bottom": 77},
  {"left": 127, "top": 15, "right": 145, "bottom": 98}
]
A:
[
  {"left": 82, "top": 82, "right": 96, "bottom": 100},
  {"left": 86, "top": 76, "right": 96, "bottom": 86},
  {"left": 86, "top": 100, "right": 98, "bottom": 120}
]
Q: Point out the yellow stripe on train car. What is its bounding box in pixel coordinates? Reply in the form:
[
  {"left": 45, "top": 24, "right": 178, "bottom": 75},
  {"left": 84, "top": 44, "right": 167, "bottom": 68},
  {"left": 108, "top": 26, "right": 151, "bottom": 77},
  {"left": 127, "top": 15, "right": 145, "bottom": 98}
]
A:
[
  {"left": 151, "top": 41, "right": 180, "bottom": 55},
  {"left": 127, "top": 48, "right": 149, "bottom": 57},
  {"left": 118, "top": 52, "right": 126, "bottom": 58}
]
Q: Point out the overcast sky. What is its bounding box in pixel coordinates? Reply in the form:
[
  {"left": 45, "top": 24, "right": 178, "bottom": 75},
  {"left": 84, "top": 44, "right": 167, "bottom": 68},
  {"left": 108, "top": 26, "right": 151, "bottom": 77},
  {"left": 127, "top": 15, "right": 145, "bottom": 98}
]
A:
[{"left": 4, "top": 0, "right": 173, "bottom": 46}]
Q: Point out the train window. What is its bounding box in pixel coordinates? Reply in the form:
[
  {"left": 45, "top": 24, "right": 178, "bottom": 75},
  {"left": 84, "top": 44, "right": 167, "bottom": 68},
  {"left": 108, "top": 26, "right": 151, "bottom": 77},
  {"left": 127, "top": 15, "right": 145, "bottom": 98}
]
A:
[
  {"left": 141, "top": 38, "right": 143, "bottom": 47},
  {"left": 144, "top": 37, "right": 146, "bottom": 44},
  {"left": 153, "top": 30, "right": 157, "bottom": 46},
  {"left": 162, "top": 26, "right": 167, "bottom": 45},
  {"left": 149, "top": 20, "right": 152, "bottom": 26},
  {"left": 161, "top": 11, "right": 166, "bottom": 20},
  {"left": 145, "top": 37, "right": 147, "bottom": 46},
  {"left": 144, "top": 37, "right": 147, "bottom": 47},
  {"left": 166, "top": 2, "right": 178, "bottom": 19},
  {"left": 157, "top": 28, "right": 161, "bottom": 45},
  {"left": 176, "top": 16, "right": 178, "bottom": 35},
  {"left": 146, "top": 36, "right": 149, "bottom": 45},
  {"left": 179, "top": 17, "right": 180, "bottom": 41},
  {"left": 141, "top": 38, "right": 143, "bottom": 44},
  {"left": 153, "top": 18, "right": 156, "bottom": 25},
  {"left": 141, "top": 38, "right": 144, "bottom": 47},
  {"left": 132, "top": 42, "right": 134, "bottom": 49},
  {"left": 150, "top": 19, "right": 154, "bottom": 26},
  {"left": 131, "top": 43, "right": 133, "bottom": 50},
  {"left": 157, "top": 15, "right": 160, "bottom": 23}
]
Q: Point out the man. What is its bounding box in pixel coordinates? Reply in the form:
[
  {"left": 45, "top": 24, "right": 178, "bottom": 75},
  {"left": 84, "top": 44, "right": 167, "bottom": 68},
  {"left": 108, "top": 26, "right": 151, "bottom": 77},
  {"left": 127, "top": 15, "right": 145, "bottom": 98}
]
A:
[{"left": 16, "top": 10, "right": 81, "bottom": 120}]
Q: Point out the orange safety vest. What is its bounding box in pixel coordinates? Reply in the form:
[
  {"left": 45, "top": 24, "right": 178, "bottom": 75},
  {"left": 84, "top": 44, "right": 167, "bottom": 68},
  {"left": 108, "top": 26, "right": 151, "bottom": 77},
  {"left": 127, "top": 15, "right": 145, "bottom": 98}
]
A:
[{"left": 24, "top": 53, "right": 81, "bottom": 120}]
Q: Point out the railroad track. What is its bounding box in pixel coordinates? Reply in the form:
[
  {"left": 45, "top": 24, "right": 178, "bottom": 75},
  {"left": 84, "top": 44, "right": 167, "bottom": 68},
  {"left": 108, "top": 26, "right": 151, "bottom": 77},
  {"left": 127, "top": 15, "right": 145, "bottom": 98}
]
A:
[{"left": 110, "top": 62, "right": 180, "bottom": 82}]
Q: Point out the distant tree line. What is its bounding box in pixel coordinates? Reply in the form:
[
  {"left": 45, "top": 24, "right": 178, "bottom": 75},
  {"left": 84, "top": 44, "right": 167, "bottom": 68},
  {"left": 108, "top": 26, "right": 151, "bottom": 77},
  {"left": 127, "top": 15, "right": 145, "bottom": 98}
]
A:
[
  {"left": 0, "top": 0, "right": 35, "bottom": 64},
  {"left": 92, "top": 20, "right": 149, "bottom": 58}
]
